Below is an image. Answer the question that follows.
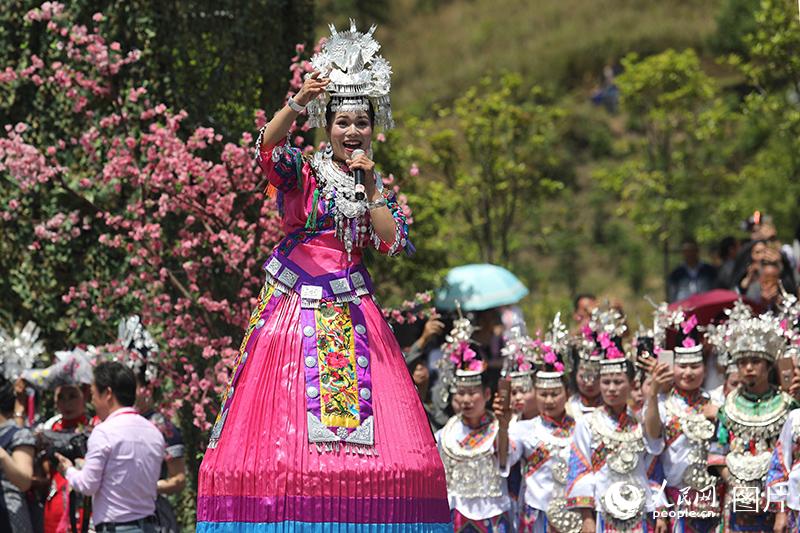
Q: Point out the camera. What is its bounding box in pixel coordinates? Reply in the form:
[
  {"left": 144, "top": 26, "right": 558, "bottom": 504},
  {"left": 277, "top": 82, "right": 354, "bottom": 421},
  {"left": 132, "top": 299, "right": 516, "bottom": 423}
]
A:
[{"left": 38, "top": 429, "right": 89, "bottom": 464}]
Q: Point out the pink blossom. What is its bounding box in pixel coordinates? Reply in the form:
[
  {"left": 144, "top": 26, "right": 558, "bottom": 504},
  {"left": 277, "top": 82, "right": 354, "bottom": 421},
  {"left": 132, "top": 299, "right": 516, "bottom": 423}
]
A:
[
  {"left": 461, "top": 343, "right": 476, "bottom": 362},
  {"left": 409, "top": 163, "right": 419, "bottom": 177},
  {"left": 598, "top": 332, "right": 612, "bottom": 350},
  {"left": 468, "top": 359, "right": 483, "bottom": 372},
  {"left": 682, "top": 337, "right": 697, "bottom": 348},
  {"left": 0, "top": 18, "right": 416, "bottom": 453},
  {"left": 606, "top": 345, "right": 623, "bottom": 359},
  {"left": 681, "top": 315, "right": 698, "bottom": 335},
  {"left": 554, "top": 362, "right": 564, "bottom": 372}
]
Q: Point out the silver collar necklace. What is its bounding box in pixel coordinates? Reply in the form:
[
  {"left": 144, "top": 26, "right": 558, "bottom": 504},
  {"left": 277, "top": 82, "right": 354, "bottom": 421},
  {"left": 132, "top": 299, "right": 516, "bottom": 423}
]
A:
[{"left": 310, "top": 148, "right": 369, "bottom": 260}]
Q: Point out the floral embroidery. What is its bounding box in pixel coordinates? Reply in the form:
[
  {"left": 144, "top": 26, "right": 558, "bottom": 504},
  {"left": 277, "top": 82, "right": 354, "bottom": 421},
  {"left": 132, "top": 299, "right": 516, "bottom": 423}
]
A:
[
  {"left": 664, "top": 416, "right": 683, "bottom": 447},
  {"left": 458, "top": 414, "right": 496, "bottom": 448},
  {"left": 316, "top": 301, "right": 360, "bottom": 428},
  {"left": 565, "top": 496, "right": 595, "bottom": 509},
  {"left": 543, "top": 415, "right": 575, "bottom": 438},
  {"left": 591, "top": 443, "right": 608, "bottom": 469},
  {"left": 523, "top": 443, "right": 550, "bottom": 478},
  {"left": 277, "top": 229, "right": 314, "bottom": 256}
]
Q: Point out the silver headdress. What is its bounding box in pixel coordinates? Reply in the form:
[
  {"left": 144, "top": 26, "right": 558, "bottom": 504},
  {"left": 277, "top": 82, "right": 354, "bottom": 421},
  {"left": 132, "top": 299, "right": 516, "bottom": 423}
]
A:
[
  {"left": 777, "top": 285, "right": 800, "bottom": 347},
  {"left": 22, "top": 347, "right": 95, "bottom": 390},
  {"left": 710, "top": 312, "right": 788, "bottom": 364},
  {"left": 0, "top": 321, "right": 46, "bottom": 381},
  {"left": 500, "top": 325, "right": 536, "bottom": 391},
  {"left": 577, "top": 306, "right": 630, "bottom": 375},
  {"left": 306, "top": 20, "right": 394, "bottom": 130},
  {"left": 532, "top": 313, "right": 571, "bottom": 389},
  {"left": 438, "top": 307, "right": 484, "bottom": 394},
  {"left": 703, "top": 300, "right": 754, "bottom": 368},
  {"left": 651, "top": 302, "right": 703, "bottom": 365},
  {"left": 117, "top": 315, "right": 159, "bottom": 382}
]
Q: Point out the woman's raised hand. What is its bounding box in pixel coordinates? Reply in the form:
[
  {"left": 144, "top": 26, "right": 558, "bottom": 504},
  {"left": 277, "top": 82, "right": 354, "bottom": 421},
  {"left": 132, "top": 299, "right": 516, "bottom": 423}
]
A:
[{"left": 294, "top": 71, "right": 331, "bottom": 107}]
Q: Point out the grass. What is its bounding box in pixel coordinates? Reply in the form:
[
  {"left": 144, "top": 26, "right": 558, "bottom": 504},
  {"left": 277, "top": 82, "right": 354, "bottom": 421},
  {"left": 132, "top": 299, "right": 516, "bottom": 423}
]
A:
[{"left": 381, "top": 0, "right": 721, "bottom": 112}]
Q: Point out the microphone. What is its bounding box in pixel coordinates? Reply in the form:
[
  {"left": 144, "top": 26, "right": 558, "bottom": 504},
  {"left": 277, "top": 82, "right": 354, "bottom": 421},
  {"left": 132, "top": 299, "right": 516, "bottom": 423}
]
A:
[{"left": 351, "top": 148, "right": 366, "bottom": 201}]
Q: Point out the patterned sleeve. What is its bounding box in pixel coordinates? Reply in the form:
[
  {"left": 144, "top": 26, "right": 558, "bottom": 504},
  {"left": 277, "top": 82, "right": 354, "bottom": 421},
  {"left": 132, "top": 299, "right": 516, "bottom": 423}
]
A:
[
  {"left": 766, "top": 414, "right": 794, "bottom": 502},
  {"left": 258, "top": 137, "right": 304, "bottom": 193},
  {"left": 10, "top": 427, "right": 35, "bottom": 450},
  {"left": 565, "top": 418, "right": 596, "bottom": 509},
  {"left": 371, "top": 190, "right": 410, "bottom": 257}
]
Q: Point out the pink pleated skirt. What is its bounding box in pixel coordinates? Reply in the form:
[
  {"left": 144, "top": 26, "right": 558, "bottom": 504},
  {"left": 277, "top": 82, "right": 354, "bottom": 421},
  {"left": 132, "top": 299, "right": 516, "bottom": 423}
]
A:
[{"left": 196, "top": 291, "right": 451, "bottom": 532}]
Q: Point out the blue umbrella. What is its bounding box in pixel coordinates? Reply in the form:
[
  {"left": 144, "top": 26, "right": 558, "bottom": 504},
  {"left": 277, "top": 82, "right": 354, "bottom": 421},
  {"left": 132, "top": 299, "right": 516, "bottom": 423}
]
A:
[{"left": 436, "top": 264, "right": 529, "bottom": 311}]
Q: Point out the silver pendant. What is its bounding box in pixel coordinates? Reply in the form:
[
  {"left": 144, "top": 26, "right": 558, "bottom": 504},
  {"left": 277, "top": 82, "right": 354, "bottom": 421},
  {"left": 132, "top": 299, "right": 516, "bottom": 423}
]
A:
[
  {"left": 546, "top": 497, "right": 583, "bottom": 533},
  {"left": 601, "top": 481, "right": 645, "bottom": 523}
]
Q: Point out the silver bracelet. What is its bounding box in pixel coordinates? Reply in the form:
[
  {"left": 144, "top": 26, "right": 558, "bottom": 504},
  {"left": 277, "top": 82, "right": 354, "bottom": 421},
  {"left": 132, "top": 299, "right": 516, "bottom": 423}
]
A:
[
  {"left": 287, "top": 96, "right": 306, "bottom": 113},
  {"left": 367, "top": 197, "right": 387, "bottom": 210}
]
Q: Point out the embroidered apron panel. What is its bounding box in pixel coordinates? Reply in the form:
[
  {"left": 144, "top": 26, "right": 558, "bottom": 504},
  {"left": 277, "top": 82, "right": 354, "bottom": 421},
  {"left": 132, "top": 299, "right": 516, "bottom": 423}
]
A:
[
  {"left": 316, "top": 301, "right": 360, "bottom": 428},
  {"left": 302, "top": 299, "right": 373, "bottom": 450}
]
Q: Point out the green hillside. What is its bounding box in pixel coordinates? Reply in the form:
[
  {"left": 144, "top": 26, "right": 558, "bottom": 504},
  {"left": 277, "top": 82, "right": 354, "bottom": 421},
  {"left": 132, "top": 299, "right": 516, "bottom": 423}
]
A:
[
  {"left": 382, "top": 0, "right": 721, "bottom": 111},
  {"left": 362, "top": 0, "right": 797, "bottom": 328},
  {"left": 375, "top": 0, "right": 721, "bottom": 321}
]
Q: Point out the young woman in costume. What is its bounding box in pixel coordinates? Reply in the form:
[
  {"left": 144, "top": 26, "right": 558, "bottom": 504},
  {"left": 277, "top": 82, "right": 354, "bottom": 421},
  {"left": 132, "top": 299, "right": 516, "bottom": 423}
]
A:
[
  {"left": 510, "top": 315, "right": 582, "bottom": 533},
  {"left": 565, "top": 307, "right": 667, "bottom": 533},
  {"left": 644, "top": 308, "right": 723, "bottom": 533},
  {"left": 197, "top": 22, "right": 451, "bottom": 532},
  {"left": 436, "top": 314, "right": 520, "bottom": 532}
]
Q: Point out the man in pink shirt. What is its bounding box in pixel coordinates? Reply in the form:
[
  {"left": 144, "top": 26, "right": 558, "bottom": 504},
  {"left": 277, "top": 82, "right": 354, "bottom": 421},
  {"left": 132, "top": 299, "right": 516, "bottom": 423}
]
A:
[{"left": 56, "top": 362, "right": 165, "bottom": 533}]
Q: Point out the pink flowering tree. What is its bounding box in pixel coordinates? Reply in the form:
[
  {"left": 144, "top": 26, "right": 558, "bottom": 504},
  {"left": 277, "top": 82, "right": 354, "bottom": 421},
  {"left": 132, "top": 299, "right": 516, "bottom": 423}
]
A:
[
  {"left": 0, "top": 2, "right": 286, "bottom": 513},
  {"left": 0, "top": 4, "right": 426, "bottom": 520}
]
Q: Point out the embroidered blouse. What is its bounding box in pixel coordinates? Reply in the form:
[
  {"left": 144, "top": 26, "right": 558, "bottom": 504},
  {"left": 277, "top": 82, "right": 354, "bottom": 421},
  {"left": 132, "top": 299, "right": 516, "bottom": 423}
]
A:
[
  {"left": 509, "top": 414, "right": 575, "bottom": 511},
  {"left": 261, "top": 139, "right": 410, "bottom": 263},
  {"left": 435, "top": 414, "right": 522, "bottom": 520},
  {"left": 646, "top": 389, "right": 719, "bottom": 487},
  {"left": 565, "top": 406, "right": 663, "bottom": 513}
]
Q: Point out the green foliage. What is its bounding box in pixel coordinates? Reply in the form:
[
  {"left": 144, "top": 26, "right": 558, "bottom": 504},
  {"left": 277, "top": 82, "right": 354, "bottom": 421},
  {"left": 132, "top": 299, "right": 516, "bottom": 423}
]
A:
[
  {"left": 0, "top": 0, "right": 315, "bottom": 138},
  {"left": 739, "top": 0, "right": 800, "bottom": 90},
  {"left": 421, "top": 74, "right": 571, "bottom": 265},
  {"left": 562, "top": 103, "right": 615, "bottom": 160},
  {"left": 383, "top": 0, "right": 721, "bottom": 111},
  {"left": 316, "top": 0, "right": 391, "bottom": 26},
  {"left": 598, "top": 49, "right": 733, "bottom": 282},
  {"left": 708, "top": 0, "right": 800, "bottom": 241},
  {"left": 367, "top": 118, "right": 453, "bottom": 305},
  {"left": 710, "top": 0, "right": 760, "bottom": 55}
]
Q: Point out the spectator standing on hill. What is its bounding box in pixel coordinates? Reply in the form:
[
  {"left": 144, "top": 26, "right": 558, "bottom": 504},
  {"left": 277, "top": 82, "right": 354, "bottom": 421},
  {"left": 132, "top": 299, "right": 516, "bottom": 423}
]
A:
[{"left": 667, "top": 238, "right": 717, "bottom": 302}]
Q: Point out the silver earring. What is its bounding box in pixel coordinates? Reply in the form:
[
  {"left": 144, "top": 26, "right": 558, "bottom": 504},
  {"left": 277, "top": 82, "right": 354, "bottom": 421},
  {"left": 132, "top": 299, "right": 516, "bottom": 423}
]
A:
[{"left": 324, "top": 143, "right": 333, "bottom": 158}]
